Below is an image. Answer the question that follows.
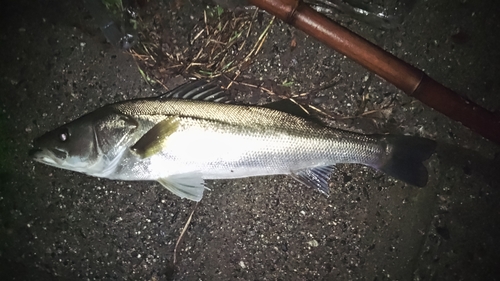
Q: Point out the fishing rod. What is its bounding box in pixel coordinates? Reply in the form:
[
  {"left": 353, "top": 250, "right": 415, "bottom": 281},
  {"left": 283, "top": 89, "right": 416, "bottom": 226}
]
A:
[{"left": 248, "top": 0, "right": 500, "bottom": 144}]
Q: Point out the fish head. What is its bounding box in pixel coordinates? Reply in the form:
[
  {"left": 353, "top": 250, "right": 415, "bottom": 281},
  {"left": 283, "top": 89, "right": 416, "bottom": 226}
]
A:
[{"left": 30, "top": 107, "right": 138, "bottom": 174}]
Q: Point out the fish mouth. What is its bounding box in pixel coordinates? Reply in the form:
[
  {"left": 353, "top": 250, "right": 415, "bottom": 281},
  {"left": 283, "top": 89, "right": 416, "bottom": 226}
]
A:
[{"left": 30, "top": 148, "right": 66, "bottom": 167}]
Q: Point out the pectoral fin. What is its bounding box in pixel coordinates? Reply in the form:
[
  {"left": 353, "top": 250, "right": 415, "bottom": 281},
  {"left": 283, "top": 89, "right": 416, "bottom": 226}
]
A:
[
  {"left": 157, "top": 173, "right": 208, "bottom": 202},
  {"left": 131, "top": 117, "right": 180, "bottom": 158},
  {"left": 291, "top": 165, "right": 336, "bottom": 196}
]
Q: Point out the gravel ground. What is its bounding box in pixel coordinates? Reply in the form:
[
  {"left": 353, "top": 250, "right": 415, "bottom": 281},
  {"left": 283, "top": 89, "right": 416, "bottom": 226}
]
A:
[{"left": 1, "top": 0, "right": 499, "bottom": 280}]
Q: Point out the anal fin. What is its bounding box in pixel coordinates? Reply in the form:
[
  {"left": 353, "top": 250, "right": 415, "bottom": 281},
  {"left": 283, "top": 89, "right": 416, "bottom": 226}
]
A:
[
  {"left": 290, "top": 165, "right": 336, "bottom": 196},
  {"left": 157, "top": 173, "right": 208, "bottom": 202}
]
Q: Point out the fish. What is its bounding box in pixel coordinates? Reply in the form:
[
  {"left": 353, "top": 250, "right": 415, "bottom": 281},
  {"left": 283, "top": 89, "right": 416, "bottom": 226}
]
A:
[{"left": 30, "top": 80, "right": 436, "bottom": 201}]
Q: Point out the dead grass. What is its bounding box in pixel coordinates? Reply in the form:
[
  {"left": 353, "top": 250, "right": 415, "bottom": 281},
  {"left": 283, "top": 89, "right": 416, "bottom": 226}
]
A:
[
  {"left": 129, "top": 3, "right": 392, "bottom": 125},
  {"left": 132, "top": 6, "right": 275, "bottom": 90}
]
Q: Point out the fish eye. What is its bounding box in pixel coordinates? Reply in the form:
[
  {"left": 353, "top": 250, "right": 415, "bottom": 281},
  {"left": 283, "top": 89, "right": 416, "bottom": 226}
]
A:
[{"left": 59, "top": 128, "right": 70, "bottom": 142}]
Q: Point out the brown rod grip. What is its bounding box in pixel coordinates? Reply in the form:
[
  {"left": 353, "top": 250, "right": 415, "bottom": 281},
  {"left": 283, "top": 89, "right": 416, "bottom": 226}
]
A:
[
  {"left": 248, "top": 0, "right": 500, "bottom": 144},
  {"left": 413, "top": 75, "right": 500, "bottom": 143}
]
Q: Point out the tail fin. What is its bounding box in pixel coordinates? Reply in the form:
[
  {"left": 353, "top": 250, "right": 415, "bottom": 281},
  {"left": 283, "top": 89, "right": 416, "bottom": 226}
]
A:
[{"left": 373, "top": 135, "right": 436, "bottom": 187}]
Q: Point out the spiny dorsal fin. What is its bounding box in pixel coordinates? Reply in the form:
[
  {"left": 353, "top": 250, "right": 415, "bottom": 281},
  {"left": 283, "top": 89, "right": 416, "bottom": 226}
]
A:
[
  {"left": 158, "top": 80, "right": 227, "bottom": 103},
  {"left": 290, "top": 165, "right": 337, "bottom": 196}
]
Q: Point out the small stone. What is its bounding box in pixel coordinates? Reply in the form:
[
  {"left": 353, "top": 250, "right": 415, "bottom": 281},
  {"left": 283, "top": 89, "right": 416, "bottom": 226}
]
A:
[{"left": 307, "top": 240, "right": 319, "bottom": 247}]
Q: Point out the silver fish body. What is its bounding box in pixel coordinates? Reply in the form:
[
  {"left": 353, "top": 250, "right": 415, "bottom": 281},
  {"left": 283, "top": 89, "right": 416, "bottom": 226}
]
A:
[{"left": 31, "top": 81, "right": 435, "bottom": 201}]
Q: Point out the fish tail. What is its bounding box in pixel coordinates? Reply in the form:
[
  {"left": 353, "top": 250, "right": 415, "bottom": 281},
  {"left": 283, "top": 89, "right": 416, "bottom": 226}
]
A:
[{"left": 372, "top": 135, "right": 436, "bottom": 187}]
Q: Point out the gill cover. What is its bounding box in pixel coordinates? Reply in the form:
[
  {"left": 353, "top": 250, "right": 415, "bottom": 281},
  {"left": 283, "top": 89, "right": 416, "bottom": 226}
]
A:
[{"left": 92, "top": 109, "right": 139, "bottom": 155}]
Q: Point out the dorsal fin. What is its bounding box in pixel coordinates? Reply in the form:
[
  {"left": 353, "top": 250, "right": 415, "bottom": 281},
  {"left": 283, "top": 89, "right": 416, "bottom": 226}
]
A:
[
  {"left": 158, "top": 80, "right": 227, "bottom": 102},
  {"left": 263, "top": 99, "right": 324, "bottom": 124},
  {"left": 263, "top": 99, "right": 310, "bottom": 119}
]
